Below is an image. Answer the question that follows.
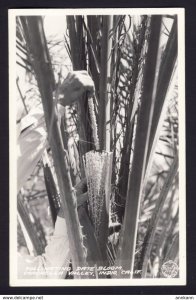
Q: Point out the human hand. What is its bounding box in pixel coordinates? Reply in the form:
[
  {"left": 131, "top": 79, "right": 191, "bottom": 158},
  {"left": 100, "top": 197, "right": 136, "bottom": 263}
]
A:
[
  {"left": 57, "top": 71, "right": 95, "bottom": 107},
  {"left": 57, "top": 178, "right": 88, "bottom": 218}
]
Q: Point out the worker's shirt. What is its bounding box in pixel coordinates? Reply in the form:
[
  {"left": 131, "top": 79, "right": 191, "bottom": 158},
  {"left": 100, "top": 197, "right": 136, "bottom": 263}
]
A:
[
  {"left": 17, "top": 216, "right": 70, "bottom": 279},
  {"left": 17, "top": 104, "right": 70, "bottom": 279}
]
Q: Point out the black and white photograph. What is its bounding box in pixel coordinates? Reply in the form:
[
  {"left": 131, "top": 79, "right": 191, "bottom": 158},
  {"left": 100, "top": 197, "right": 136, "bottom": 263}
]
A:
[{"left": 9, "top": 8, "right": 185, "bottom": 286}]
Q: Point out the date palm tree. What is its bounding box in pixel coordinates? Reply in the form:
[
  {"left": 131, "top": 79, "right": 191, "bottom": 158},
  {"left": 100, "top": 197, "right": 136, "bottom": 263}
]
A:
[{"left": 16, "top": 14, "right": 179, "bottom": 278}]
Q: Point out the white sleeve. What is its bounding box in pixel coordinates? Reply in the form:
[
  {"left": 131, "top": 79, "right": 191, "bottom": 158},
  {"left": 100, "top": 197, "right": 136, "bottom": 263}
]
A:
[
  {"left": 17, "top": 104, "right": 65, "bottom": 192},
  {"left": 18, "top": 217, "right": 70, "bottom": 279},
  {"left": 17, "top": 105, "right": 47, "bottom": 193}
]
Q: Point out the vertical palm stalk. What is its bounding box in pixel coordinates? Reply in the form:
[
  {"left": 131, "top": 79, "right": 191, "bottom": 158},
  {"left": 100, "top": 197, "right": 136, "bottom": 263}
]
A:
[
  {"left": 17, "top": 193, "right": 46, "bottom": 255},
  {"left": 144, "top": 17, "right": 177, "bottom": 180},
  {"left": 16, "top": 77, "right": 28, "bottom": 114},
  {"left": 21, "top": 16, "right": 87, "bottom": 272},
  {"left": 86, "top": 16, "right": 101, "bottom": 93},
  {"left": 43, "top": 161, "right": 61, "bottom": 225},
  {"left": 115, "top": 16, "right": 162, "bottom": 277},
  {"left": 83, "top": 97, "right": 113, "bottom": 265},
  {"left": 116, "top": 16, "right": 148, "bottom": 222},
  {"left": 60, "top": 107, "right": 103, "bottom": 268},
  {"left": 139, "top": 155, "right": 178, "bottom": 277},
  {"left": 163, "top": 233, "right": 179, "bottom": 264},
  {"left": 97, "top": 15, "right": 113, "bottom": 263},
  {"left": 161, "top": 207, "right": 179, "bottom": 264},
  {"left": 98, "top": 16, "right": 113, "bottom": 151},
  {"left": 66, "top": 16, "right": 80, "bottom": 69},
  {"left": 66, "top": 16, "right": 88, "bottom": 176}
]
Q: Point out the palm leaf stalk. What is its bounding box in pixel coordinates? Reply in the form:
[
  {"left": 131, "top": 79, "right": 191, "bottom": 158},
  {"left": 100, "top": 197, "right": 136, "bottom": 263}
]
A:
[
  {"left": 98, "top": 16, "right": 112, "bottom": 151},
  {"left": 152, "top": 183, "right": 177, "bottom": 277},
  {"left": 86, "top": 16, "right": 101, "bottom": 103},
  {"left": 84, "top": 17, "right": 100, "bottom": 75},
  {"left": 60, "top": 109, "right": 103, "bottom": 269},
  {"left": 161, "top": 207, "right": 179, "bottom": 263},
  {"left": 139, "top": 155, "right": 178, "bottom": 277},
  {"left": 163, "top": 233, "right": 179, "bottom": 265},
  {"left": 16, "top": 17, "right": 34, "bottom": 74},
  {"left": 17, "top": 193, "right": 46, "bottom": 255},
  {"left": 95, "top": 15, "right": 113, "bottom": 264},
  {"left": 43, "top": 162, "right": 61, "bottom": 225},
  {"left": 83, "top": 97, "right": 113, "bottom": 265},
  {"left": 77, "top": 205, "right": 103, "bottom": 271},
  {"left": 66, "top": 16, "right": 89, "bottom": 174},
  {"left": 20, "top": 16, "right": 87, "bottom": 273},
  {"left": 16, "top": 77, "right": 28, "bottom": 114},
  {"left": 116, "top": 16, "right": 148, "bottom": 222},
  {"left": 17, "top": 216, "right": 30, "bottom": 254},
  {"left": 66, "top": 16, "right": 81, "bottom": 69},
  {"left": 144, "top": 17, "right": 177, "bottom": 181},
  {"left": 115, "top": 16, "right": 162, "bottom": 278}
]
